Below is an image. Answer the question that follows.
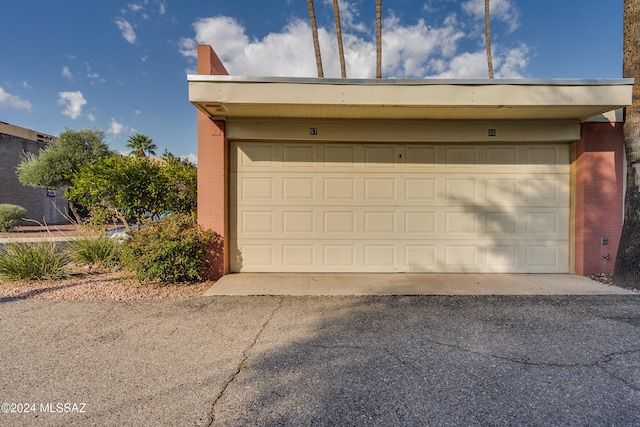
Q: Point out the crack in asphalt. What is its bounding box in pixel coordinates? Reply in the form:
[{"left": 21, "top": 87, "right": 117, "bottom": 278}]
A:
[
  {"left": 307, "top": 340, "right": 640, "bottom": 392},
  {"left": 431, "top": 340, "right": 640, "bottom": 370},
  {"left": 206, "top": 297, "right": 284, "bottom": 426}
]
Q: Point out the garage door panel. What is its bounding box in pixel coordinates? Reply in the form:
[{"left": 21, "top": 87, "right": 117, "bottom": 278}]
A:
[
  {"left": 364, "top": 245, "right": 397, "bottom": 270},
  {"left": 364, "top": 178, "right": 396, "bottom": 200},
  {"left": 282, "top": 244, "right": 315, "bottom": 267},
  {"left": 405, "top": 245, "right": 438, "bottom": 272},
  {"left": 485, "top": 244, "right": 518, "bottom": 270},
  {"left": 364, "top": 144, "right": 398, "bottom": 167},
  {"left": 405, "top": 146, "right": 436, "bottom": 166},
  {"left": 282, "top": 177, "right": 315, "bottom": 200},
  {"left": 283, "top": 144, "right": 315, "bottom": 165},
  {"left": 486, "top": 146, "right": 518, "bottom": 165},
  {"left": 282, "top": 211, "right": 315, "bottom": 234},
  {"left": 323, "top": 178, "right": 356, "bottom": 200},
  {"left": 323, "top": 144, "right": 356, "bottom": 165},
  {"left": 324, "top": 245, "right": 356, "bottom": 268},
  {"left": 404, "top": 211, "right": 438, "bottom": 234},
  {"left": 445, "top": 178, "right": 478, "bottom": 201},
  {"left": 240, "top": 177, "right": 274, "bottom": 202},
  {"left": 231, "top": 239, "right": 569, "bottom": 273},
  {"left": 445, "top": 146, "right": 480, "bottom": 167},
  {"left": 231, "top": 142, "right": 570, "bottom": 273},
  {"left": 233, "top": 142, "right": 275, "bottom": 169}
]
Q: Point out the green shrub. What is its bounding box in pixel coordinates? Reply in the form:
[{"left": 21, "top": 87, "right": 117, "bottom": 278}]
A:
[
  {"left": 0, "top": 204, "right": 27, "bottom": 232},
  {"left": 67, "top": 236, "right": 121, "bottom": 268},
  {"left": 0, "top": 242, "right": 69, "bottom": 280},
  {"left": 121, "top": 213, "right": 216, "bottom": 283}
]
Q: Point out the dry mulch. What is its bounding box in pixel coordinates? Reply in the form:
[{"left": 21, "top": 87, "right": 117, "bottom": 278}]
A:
[{"left": 0, "top": 266, "right": 215, "bottom": 301}]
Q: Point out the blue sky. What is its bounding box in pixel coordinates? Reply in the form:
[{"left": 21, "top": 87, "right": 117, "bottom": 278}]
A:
[{"left": 0, "top": 0, "right": 623, "bottom": 162}]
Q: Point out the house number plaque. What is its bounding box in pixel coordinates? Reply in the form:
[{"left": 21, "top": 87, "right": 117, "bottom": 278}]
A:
[{"left": 310, "top": 127, "right": 318, "bottom": 135}]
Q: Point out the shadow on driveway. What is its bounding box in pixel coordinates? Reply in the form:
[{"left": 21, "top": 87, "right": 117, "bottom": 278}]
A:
[{"left": 211, "top": 295, "right": 640, "bottom": 426}]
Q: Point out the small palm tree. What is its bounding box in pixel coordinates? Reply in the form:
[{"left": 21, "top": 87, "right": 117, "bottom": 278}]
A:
[
  {"left": 307, "top": 0, "right": 324, "bottom": 77},
  {"left": 126, "top": 134, "right": 157, "bottom": 157}
]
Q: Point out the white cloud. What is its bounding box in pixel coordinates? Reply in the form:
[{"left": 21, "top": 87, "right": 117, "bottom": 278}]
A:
[
  {"left": 128, "top": 3, "right": 144, "bottom": 13},
  {"left": 178, "top": 37, "right": 196, "bottom": 58},
  {"left": 108, "top": 118, "right": 127, "bottom": 135},
  {"left": 158, "top": 1, "right": 166, "bottom": 15},
  {"left": 493, "top": 44, "right": 529, "bottom": 78},
  {"left": 0, "top": 87, "right": 32, "bottom": 111},
  {"left": 21, "top": 81, "right": 31, "bottom": 89},
  {"left": 57, "top": 91, "right": 86, "bottom": 119},
  {"left": 431, "top": 45, "right": 528, "bottom": 78},
  {"left": 180, "top": 4, "right": 530, "bottom": 80},
  {"left": 62, "top": 66, "right": 73, "bottom": 80},
  {"left": 182, "top": 153, "right": 198, "bottom": 165},
  {"left": 87, "top": 113, "right": 96, "bottom": 122},
  {"left": 321, "top": 0, "right": 367, "bottom": 33},
  {"left": 115, "top": 18, "right": 137, "bottom": 44},
  {"left": 462, "top": 0, "right": 521, "bottom": 32},
  {"left": 381, "top": 14, "right": 466, "bottom": 78}
]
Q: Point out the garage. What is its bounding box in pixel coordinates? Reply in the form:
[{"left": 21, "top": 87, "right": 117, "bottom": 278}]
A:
[
  {"left": 189, "top": 45, "right": 632, "bottom": 277},
  {"left": 231, "top": 140, "right": 569, "bottom": 273}
]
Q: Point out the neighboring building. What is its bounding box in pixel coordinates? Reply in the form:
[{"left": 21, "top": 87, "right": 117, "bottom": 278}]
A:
[
  {"left": 0, "top": 122, "right": 69, "bottom": 225},
  {"left": 189, "top": 45, "right": 632, "bottom": 278}
]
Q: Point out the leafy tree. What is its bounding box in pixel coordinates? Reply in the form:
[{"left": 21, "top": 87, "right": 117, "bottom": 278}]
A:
[
  {"left": 68, "top": 152, "right": 197, "bottom": 230},
  {"left": 68, "top": 155, "right": 167, "bottom": 229},
  {"left": 160, "top": 151, "right": 197, "bottom": 214},
  {"left": 126, "top": 133, "right": 157, "bottom": 157},
  {"left": 16, "top": 128, "right": 111, "bottom": 223}
]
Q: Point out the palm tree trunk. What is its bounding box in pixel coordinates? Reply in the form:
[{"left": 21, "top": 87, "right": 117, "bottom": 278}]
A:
[
  {"left": 485, "top": 0, "right": 494, "bottom": 78},
  {"left": 307, "top": 0, "right": 324, "bottom": 78},
  {"left": 376, "top": 0, "right": 382, "bottom": 78},
  {"left": 333, "top": 0, "right": 346, "bottom": 78},
  {"left": 614, "top": 0, "right": 640, "bottom": 288}
]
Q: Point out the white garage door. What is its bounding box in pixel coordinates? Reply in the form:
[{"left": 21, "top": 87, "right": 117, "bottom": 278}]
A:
[{"left": 230, "top": 142, "right": 570, "bottom": 273}]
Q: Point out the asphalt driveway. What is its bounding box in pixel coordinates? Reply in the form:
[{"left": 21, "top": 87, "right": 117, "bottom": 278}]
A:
[{"left": 1, "top": 295, "right": 639, "bottom": 426}]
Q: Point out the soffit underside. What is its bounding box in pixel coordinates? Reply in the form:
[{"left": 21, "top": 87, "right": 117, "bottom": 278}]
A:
[{"left": 188, "top": 78, "right": 633, "bottom": 121}]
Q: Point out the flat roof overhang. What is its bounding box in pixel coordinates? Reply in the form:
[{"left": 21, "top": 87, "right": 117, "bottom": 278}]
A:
[{"left": 188, "top": 76, "right": 633, "bottom": 122}]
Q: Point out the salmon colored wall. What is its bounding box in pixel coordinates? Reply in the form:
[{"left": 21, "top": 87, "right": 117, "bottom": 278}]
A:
[
  {"left": 574, "top": 122, "right": 625, "bottom": 275},
  {"left": 197, "top": 46, "right": 229, "bottom": 278}
]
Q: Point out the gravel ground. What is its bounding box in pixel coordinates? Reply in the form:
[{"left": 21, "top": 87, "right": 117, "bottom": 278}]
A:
[{"left": 0, "top": 266, "right": 214, "bottom": 300}]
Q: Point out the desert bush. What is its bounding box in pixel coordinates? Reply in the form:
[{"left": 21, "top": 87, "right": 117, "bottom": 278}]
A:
[
  {"left": 120, "top": 213, "right": 216, "bottom": 283},
  {"left": 0, "top": 242, "right": 69, "bottom": 280},
  {"left": 67, "top": 236, "right": 121, "bottom": 268},
  {"left": 0, "top": 204, "right": 27, "bottom": 232}
]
